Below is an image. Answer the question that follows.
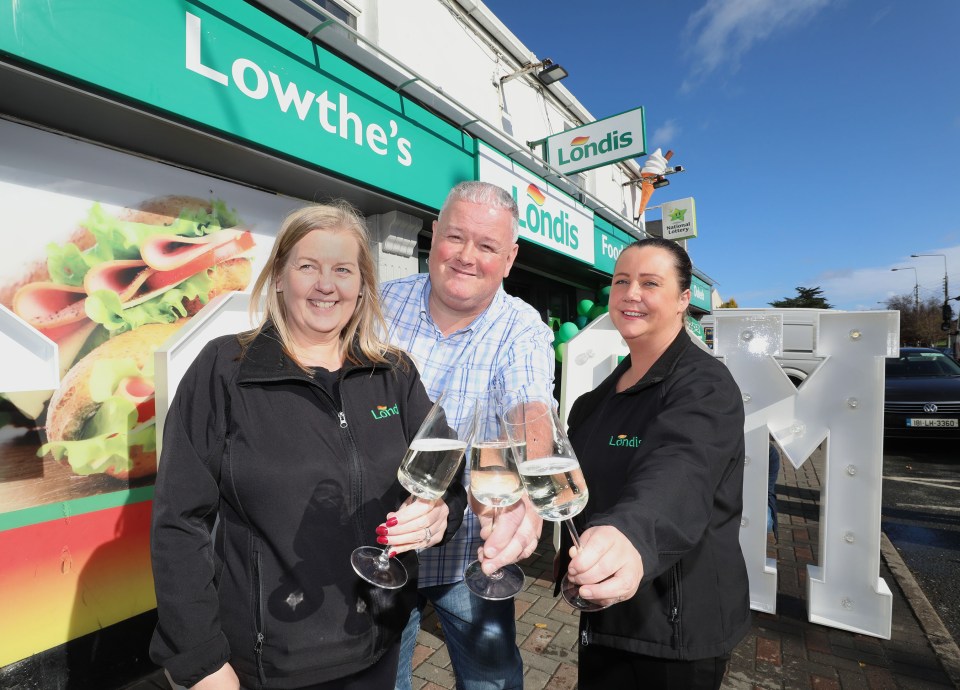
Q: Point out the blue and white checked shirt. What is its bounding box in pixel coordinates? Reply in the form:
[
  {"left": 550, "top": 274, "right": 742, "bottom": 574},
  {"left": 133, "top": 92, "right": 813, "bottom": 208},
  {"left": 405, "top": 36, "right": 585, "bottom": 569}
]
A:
[{"left": 381, "top": 273, "right": 555, "bottom": 587}]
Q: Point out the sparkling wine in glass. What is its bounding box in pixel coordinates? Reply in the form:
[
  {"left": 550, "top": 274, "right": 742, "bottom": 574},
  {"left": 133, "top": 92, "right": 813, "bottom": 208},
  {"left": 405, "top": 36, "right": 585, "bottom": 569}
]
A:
[
  {"left": 351, "top": 391, "right": 470, "bottom": 589},
  {"left": 509, "top": 400, "right": 607, "bottom": 612},
  {"left": 463, "top": 400, "right": 525, "bottom": 600}
]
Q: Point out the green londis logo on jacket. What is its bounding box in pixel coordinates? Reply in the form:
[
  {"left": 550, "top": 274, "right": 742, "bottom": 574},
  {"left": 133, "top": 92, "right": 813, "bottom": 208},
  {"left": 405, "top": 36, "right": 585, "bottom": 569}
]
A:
[
  {"left": 370, "top": 403, "right": 399, "bottom": 420},
  {"left": 510, "top": 183, "right": 580, "bottom": 251},
  {"left": 609, "top": 433, "right": 642, "bottom": 447}
]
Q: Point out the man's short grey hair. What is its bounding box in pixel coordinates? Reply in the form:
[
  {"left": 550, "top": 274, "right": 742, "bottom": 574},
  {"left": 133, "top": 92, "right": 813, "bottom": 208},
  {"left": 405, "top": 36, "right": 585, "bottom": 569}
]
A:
[{"left": 439, "top": 181, "right": 520, "bottom": 242}]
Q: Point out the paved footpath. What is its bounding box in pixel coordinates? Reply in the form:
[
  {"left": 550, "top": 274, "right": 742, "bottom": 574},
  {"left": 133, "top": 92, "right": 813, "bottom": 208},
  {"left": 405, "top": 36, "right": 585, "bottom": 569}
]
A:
[
  {"left": 130, "top": 449, "right": 960, "bottom": 689},
  {"left": 407, "top": 449, "right": 960, "bottom": 690}
]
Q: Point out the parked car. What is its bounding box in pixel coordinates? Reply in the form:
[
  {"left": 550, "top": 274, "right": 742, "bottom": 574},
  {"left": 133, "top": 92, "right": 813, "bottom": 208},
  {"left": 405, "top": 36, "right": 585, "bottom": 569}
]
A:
[
  {"left": 884, "top": 347, "right": 960, "bottom": 439},
  {"left": 934, "top": 346, "right": 958, "bottom": 362}
]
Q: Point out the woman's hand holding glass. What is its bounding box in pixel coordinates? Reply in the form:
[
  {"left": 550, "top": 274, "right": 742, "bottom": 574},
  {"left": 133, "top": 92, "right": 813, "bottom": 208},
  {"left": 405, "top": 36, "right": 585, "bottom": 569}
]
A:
[
  {"left": 565, "top": 525, "right": 644, "bottom": 608},
  {"left": 505, "top": 400, "right": 613, "bottom": 611},
  {"left": 351, "top": 391, "right": 470, "bottom": 589},
  {"left": 379, "top": 495, "right": 449, "bottom": 555}
]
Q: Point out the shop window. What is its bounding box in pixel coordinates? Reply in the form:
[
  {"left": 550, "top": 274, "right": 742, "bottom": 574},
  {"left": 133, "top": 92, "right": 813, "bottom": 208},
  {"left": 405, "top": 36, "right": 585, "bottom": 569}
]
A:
[
  {"left": 258, "top": 0, "right": 358, "bottom": 38},
  {"left": 309, "top": 0, "right": 358, "bottom": 29}
]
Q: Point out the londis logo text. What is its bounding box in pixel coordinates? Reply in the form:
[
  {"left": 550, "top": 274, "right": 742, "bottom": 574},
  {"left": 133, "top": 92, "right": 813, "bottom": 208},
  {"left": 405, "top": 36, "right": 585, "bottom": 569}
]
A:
[
  {"left": 370, "top": 403, "right": 399, "bottom": 420},
  {"left": 608, "top": 433, "right": 642, "bottom": 447},
  {"left": 557, "top": 130, "right": 633, "bottom": 166},
  {"left": 511, "top": 184, "right": 579, "bottom": 250},
  {"left": 692, "top": 283, "right": 707, "bottom": 303}
]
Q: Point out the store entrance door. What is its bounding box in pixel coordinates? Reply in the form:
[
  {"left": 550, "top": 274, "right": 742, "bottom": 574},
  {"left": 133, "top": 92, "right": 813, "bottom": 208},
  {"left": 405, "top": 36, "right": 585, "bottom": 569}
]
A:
[
  {"left": 503, "top": 266, "right": 577, "bottom": 401},
  {"left": 503, "top": 266, "right": 574, "bottom": 330}
]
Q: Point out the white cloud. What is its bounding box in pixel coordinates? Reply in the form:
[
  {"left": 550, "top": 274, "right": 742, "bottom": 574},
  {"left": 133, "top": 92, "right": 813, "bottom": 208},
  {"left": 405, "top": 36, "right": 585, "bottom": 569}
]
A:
[
  {"left": 869, "top": 5, "right": 893, "bottom": 26},
  {"left": 814, "top": 246, "right": 960, "bottom": 310},
  {"left": 649, "top": 119, "right": 681, "bottom": 150},
  {"left": 725, "top": 246, "right": 960, "bottom": 310},
  {"left": 682, "top": 0, "right": 831, "bottom": 92}
]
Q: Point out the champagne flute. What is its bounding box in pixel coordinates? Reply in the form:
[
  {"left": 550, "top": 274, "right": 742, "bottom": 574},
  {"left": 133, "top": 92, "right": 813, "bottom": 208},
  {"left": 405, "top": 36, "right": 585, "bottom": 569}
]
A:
[
  {"left": 351, "top": 391, "right": 471, "bottom": 589},
  {"left": 508, "top": 400, "right": 607, "bottom": 612},
  {"left": 463, "top": 399, "right": 526, "bottom": 600}
]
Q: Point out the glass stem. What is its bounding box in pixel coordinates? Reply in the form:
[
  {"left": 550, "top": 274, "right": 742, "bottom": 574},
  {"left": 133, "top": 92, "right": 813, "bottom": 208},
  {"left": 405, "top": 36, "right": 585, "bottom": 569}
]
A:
[
  {"left": 376, "top": 545, "right": 392, "bottom": 569},
  {"left": 564, "top": 519, "right": 583, "bottom": 550},
  {"left": 488, "top": 504, "right": 504, "bottom": 580}
]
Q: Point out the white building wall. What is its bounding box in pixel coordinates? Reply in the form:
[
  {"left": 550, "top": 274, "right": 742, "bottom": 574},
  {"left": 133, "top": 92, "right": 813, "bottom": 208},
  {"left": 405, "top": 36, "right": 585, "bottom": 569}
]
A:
[
  {"left": 352, "top": 0, "right": 643, "bottom": 229},
  {"left": 371, "top": 1, "right": 507, "bottom": 128}
]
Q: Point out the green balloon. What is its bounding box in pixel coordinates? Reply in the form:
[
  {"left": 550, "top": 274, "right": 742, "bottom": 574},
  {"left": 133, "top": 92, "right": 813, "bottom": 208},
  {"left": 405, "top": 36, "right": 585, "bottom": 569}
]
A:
[
  {"left": 555, "top": 342, "right": 565, "bottom": 362},
  {"left": 597, "top": 286, "right": 611, "bottom": 306},
  {"left": 577, "top": 299, "right": 595, "bottom": 317},
  {"left": 588, "top": 304, "right": 608, "bottom": 320},
  {"left": 575, "top": 315, "right": 589, "bottom": 329},
  {"left": 556, "top": 321, "right": 580, "bottom": 344}
]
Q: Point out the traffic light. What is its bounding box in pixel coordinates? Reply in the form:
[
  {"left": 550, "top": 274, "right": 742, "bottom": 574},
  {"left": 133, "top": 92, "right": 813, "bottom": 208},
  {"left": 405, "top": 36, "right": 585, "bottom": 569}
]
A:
[{"left": 941, "top": 302, "right": 954, "bottom": 332}]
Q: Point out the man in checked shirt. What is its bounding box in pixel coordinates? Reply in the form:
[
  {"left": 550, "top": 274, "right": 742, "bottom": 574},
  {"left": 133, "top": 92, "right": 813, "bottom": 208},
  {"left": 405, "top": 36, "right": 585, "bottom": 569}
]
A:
[{"left": 382, "top": 181, "right": 555, "bottom": 690}]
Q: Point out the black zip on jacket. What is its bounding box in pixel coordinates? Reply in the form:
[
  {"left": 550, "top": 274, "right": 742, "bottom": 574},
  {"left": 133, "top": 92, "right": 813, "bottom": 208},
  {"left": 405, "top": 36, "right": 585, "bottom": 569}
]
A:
[
  {"left": 561, "top": 330, "right": 751, "bottom": 660},
  {"left": 150, "top": 328, "right": 467, "bottom": 688}
]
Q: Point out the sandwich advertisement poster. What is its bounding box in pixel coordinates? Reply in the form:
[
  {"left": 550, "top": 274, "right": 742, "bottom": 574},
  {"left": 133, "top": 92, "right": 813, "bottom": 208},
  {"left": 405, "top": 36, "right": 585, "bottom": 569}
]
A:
[{"left": 0, "top": 119, "right": 298, "bottom": 664}]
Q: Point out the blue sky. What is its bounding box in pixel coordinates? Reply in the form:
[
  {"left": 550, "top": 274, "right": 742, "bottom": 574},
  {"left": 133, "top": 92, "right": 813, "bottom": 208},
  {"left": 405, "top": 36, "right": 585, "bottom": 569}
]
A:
[{"left": 482, "top": 0, "right": 960, "bottom": 310}]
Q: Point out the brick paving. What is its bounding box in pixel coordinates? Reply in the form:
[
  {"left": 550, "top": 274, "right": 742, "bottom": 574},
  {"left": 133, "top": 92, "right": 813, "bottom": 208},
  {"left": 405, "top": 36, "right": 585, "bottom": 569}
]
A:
[
  {"left": 408, "top": 448, "right": 959, "bottom": 690},
  {"left": 130, "top": 448, "right": 959, "bottom": 689}
]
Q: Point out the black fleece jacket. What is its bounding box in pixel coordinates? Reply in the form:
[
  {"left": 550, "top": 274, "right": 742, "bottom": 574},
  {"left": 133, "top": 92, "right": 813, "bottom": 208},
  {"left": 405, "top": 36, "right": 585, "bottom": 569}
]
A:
[
  {"left": 150, "top": 328, "right": 466, "bottom": 688},
  {"left": 562, "top": 330, "right": 750, "bottom": 660}
]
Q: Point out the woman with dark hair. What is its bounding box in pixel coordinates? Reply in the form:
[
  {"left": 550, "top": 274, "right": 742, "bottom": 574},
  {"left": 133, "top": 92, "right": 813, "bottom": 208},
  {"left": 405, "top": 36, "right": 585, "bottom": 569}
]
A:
[
  {"left": 150, "top": 202, "right": 466, "bottom": 690},
  {"left": 560, "top": 238, "right": 750, "bottom": 689}
]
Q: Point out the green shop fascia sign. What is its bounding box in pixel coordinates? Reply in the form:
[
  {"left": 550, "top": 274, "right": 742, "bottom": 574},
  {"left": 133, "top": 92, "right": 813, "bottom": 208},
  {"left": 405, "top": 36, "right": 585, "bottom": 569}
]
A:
[
  {"left": 593, "top": 215, "right": 634, "bottom": 275},
  {"left": 0, "top": 0, "right": 474, "bottom": 210},
  {"left": 477, "top": 142, "right": 595, "bottom": 266},
  {"left": 686, "top": 314, "right": 706, "bottom": 341},
  {"left": 690, "top": 275, "right": 712, "bottom": 312}
]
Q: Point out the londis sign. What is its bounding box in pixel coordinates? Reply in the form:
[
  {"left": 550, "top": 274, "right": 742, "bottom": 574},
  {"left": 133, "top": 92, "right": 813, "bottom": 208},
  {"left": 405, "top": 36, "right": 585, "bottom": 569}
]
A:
[
  {"left": 690, "top": 275, "right": 712, "bottom": 312},
  {"left": 478, "top": 143, "right": 595, "bottom": 266},
  {"left": 543, "top": 106, "right": 646, "bottom": 176}
]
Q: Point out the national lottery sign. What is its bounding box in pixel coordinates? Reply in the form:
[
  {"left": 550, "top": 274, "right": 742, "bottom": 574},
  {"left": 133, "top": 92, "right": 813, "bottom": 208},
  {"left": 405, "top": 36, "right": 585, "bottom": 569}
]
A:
[{"left": 662, "top": 197, "right": 698, "bottom": 240}]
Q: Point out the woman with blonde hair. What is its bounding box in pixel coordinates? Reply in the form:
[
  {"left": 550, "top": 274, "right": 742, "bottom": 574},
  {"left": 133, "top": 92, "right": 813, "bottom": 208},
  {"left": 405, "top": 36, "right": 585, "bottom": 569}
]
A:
[
  {"left": 151, "top": 202, "right": 466, "bottom": 690},
  {"left": 240, "top": 202, "right": 396, "bottom": 369}
]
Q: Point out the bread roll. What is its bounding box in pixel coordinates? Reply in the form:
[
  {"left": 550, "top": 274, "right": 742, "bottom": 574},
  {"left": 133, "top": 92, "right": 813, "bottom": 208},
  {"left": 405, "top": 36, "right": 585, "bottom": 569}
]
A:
[{"left": 45, "top": 320, "right": 185, "bottom": 479}]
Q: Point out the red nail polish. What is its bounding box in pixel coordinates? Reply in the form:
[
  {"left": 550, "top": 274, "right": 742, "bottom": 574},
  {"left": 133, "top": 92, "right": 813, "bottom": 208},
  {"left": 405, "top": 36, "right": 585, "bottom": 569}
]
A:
[
  {"left": 377, "top": 536, "right": 389, "bottom": 544},
  {"left": 388, "top": 551, "right": 398, "bottom": 559},
  {"left": 376, "top": 525, "right": 389, "bottom": 536},
  {"left": 386, "top": 517, "right": 399, "bottom": 527}
]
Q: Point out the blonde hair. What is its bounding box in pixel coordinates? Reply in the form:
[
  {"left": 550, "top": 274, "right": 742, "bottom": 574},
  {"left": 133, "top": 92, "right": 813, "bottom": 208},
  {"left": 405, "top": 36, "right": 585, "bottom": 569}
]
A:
[{"left": 239, "top": 201, "right": 402, "bottom": 371}]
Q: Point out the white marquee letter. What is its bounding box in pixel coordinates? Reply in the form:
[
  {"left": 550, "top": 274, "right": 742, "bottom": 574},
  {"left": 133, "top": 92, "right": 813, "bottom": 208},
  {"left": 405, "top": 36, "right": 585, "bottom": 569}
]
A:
[{"left": 714, "top": 310, "right": 898, "bottom": 638}]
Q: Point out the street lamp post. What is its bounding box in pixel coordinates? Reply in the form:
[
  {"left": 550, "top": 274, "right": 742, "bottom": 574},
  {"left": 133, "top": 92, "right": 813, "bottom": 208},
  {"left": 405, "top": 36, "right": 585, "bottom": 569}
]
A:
[
  {"left": 892, "top": 267, "right": 919, "bottom": 342},
  {"left": 911, "top": 253, "right": 950, "bottom": 347}
]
